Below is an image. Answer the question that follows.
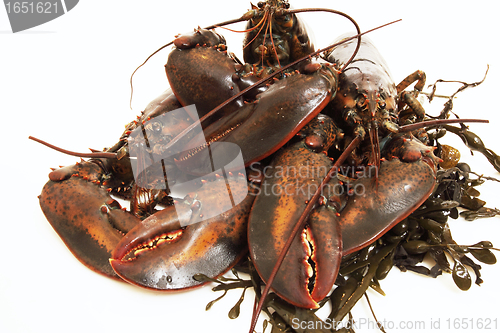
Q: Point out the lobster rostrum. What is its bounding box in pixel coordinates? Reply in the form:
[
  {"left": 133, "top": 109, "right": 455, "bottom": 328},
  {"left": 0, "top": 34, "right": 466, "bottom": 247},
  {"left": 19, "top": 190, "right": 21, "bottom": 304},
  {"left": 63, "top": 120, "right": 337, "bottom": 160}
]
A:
[{"left": 31, "top": 0, "right": 490, "bottom": 328}]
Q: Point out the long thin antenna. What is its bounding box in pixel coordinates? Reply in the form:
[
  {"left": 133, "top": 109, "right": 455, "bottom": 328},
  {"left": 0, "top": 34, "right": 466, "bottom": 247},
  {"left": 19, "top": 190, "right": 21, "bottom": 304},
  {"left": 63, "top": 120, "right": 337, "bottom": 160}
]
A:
[
  {"left": 398, "top": 118, "right": 488, "bottom": 133},
  {"left": 285, "top": 7, "right": 361, "bottom": 71},
  {"left": 29, "top": 136, "right": 117, "bottom": 159}
]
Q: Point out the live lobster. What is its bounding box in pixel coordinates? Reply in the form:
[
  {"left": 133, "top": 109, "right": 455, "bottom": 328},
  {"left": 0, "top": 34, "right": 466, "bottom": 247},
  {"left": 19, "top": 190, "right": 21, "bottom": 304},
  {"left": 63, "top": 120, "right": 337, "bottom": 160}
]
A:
[{"left": 29, "top": 1, "right": 497, "bottom": 332}]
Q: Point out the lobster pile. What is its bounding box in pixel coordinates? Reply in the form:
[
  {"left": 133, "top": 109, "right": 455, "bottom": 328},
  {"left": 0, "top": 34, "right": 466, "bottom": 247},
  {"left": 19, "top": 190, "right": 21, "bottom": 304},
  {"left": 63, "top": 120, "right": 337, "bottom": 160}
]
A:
[{"left": 31, "top": 1, "right": 499, "bottom": 332}]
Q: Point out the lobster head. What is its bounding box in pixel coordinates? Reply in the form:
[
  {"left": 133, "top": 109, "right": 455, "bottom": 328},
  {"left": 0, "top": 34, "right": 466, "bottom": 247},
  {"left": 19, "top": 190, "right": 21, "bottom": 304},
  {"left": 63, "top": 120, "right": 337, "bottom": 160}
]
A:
[
  {"left": 324, "top": 35, "right": 399, "bottom": 165},
  {"left": 243, "top": 0, "right": 314, "bottom": 67}
]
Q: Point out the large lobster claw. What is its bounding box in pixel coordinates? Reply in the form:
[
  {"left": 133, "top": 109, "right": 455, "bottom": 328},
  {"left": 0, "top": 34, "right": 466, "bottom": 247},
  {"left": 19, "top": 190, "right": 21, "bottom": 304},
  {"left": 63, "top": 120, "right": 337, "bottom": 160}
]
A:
[
  {"left": 340, "top": 135, "right": 438, "bottom": 254},
  {"left": 187, "top": 65, "right": 338, "bottom": 170},
  {"left": 173, "top": 68, "right": 339, "bottom": 175},
  {"left": 248, "top": 115, "right": 344, "bottom": 309},
  {"left": 166, "top": 29, "right": 338, "bottom": 175},
  {"left": 39, "top": 160, "right": 140, "bottom": 279},
  {"left": 165, "top": 29, "right": 244, "bottom": 118},
  {"left": 110, "top": 174, "right": 256, "bottom": 290}
]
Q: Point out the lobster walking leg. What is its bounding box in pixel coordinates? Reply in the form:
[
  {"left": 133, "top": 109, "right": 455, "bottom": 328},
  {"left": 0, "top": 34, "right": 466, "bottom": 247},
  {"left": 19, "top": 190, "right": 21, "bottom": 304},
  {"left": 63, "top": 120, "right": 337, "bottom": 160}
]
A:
[
  {"left": 397, "top": 70, "right": 427, "bottom": 121},
  {"left": 396, "top": 70, "right": 426, "bottom": 93}
]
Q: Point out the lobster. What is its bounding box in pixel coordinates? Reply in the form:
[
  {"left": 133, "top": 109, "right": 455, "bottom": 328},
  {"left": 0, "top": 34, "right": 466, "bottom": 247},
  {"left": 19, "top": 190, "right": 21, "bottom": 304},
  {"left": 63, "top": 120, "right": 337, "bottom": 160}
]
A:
[{"left": 26, "top": 0, "right": 498, "bottom": 332}]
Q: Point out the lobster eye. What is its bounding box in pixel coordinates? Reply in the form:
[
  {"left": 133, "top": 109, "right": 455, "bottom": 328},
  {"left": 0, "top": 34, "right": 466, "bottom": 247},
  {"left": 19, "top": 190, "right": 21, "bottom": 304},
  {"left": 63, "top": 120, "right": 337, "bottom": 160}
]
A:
[
  {"left": 379, "top": 101, "right": 386, "bottom": 109},
  {"left": 257, "top": 1, "right": 265, "bottom": 8},
  {"left": 356, "top": 96, "right": 366, "bottom": 109}
]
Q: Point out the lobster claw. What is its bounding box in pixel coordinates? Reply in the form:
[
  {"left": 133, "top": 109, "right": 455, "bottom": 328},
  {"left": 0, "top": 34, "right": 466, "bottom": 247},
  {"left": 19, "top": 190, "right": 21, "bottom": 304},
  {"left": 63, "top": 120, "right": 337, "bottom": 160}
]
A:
[
  {"left": 340, "top": 148, "right": 437, "bottom": 254},
  {"left": 39, "top": 161, "right": 140, "bottom": 279},
  {"left": 248, "top": 115, "right": 344, "bottom": 309},
  {"left": 166, "top": 29, "right": 338, "bottom": 174},
  {"left": 166, "top": 29, "right": 244, "bottom": 118},
  {"left": 174, "top": 65, "right": 338, "bottom": 176},
  {"left": 110, "top": 174, "right": 256, "bottom": 290}
]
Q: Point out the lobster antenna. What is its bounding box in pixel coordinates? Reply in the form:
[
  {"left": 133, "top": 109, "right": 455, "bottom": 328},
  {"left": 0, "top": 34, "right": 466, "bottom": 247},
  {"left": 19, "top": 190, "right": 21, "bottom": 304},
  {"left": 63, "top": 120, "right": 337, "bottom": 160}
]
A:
[
  {"left": 161, "top": 19, "right": 401, "bottom": 157},
  {"left": 28, "top": 136, "right": 118, "bottom": 159},
  {"left": 243, "top": 11, "right": 269, "bottom": 50},
  {"left": 214, "top": 12, "right": 266, "bottom": 34},
  {"left": 264, "top": 13, "right": 277, "bottom": 68},
  {"left": 129, "top": 16, "right": 253, "bottom": 110},
  {"left": 129, "top": 41, "right": 174, "bottom": 110},
  {"left": 248, "top": 135, "right": 363, "bottom": 333},
  {"left": 284, "top": 7, "right": 362, "bottom": 71},
  {"left": 398, "top": 118, "right": 489, "bottom": 133}
]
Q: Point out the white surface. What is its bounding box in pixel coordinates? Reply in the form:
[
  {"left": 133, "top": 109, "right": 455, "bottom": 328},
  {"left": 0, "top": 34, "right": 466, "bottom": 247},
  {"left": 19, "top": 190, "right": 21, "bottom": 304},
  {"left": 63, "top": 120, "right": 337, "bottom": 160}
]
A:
[{"left": 1, "top": 1, "right": 499, "bottom": 332}]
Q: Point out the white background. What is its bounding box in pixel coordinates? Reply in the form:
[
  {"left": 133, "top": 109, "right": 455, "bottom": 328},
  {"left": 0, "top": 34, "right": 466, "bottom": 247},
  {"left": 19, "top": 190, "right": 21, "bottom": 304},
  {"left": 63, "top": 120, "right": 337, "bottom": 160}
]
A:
[{"left": 1, "top": 1, "right": 499, "bottom": 332}]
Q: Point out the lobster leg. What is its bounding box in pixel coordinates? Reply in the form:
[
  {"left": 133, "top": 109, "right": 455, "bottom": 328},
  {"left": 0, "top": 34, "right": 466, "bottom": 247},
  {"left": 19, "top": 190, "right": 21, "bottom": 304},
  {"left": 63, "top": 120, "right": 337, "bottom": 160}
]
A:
[
  {"left": 397, "top": 70, "right": 427, "bottom": 122},
  {"left": 248, "top": 114, "right": 344, "bottom": 309},
  {"left": 396, "top": 70, "right": 426, "bottom": 93},
  {"left": 110, "top": 174, "right": 256, "bottom": 290}
]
